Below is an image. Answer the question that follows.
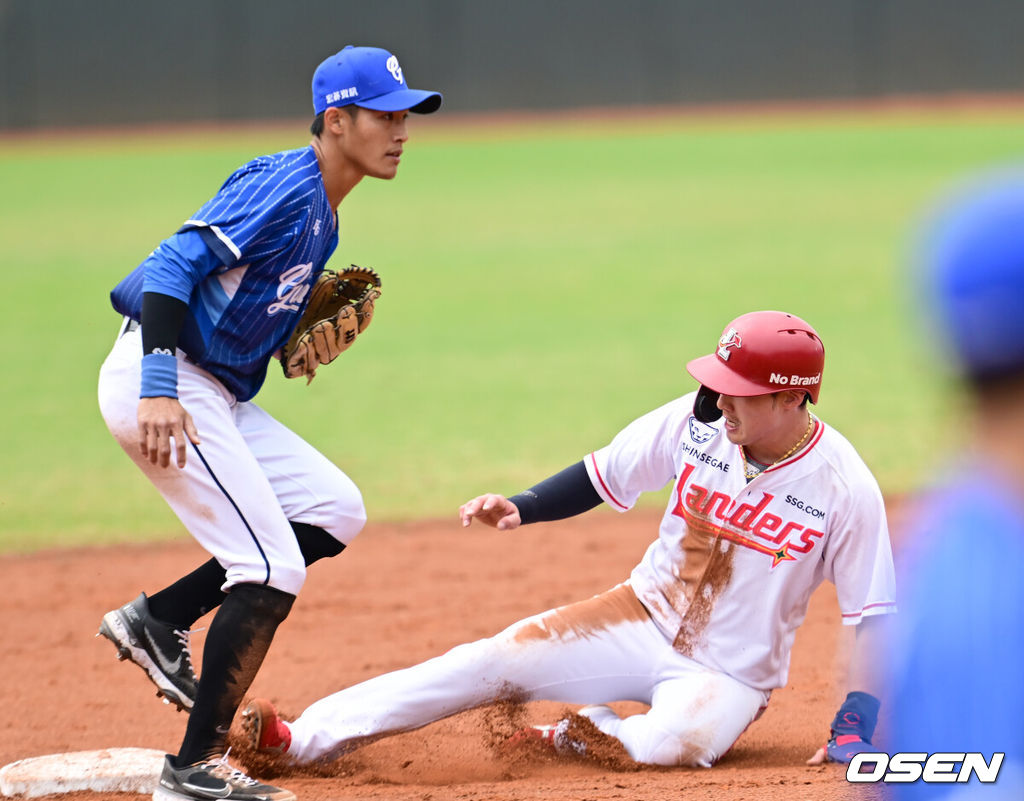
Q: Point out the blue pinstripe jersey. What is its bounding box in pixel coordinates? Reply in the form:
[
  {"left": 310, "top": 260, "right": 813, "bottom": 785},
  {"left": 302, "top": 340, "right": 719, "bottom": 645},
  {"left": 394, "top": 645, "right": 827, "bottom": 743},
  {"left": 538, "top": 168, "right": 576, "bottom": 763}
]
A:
[
  {"left": 885, "top": 470, "right": 1024, "bottom": 795},
  {"left": 111, "top": 146, "right": 338, "bottom": 401}
]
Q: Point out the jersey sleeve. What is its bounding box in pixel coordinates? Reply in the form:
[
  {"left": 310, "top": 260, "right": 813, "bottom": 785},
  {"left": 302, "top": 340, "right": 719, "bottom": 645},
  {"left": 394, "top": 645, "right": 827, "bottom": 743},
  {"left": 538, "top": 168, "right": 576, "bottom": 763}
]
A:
[
  {"left": 821, "top": 465, "right": 897, "bottom": 625},
  {"left": 141, "top": 230, "right": 227, "bottom": 303},
  {"left": 584, "top": 395, "right": 691, "bottom": 513},
  {"left": 179, "top": 158, "right": 304, "bottom": 267}
]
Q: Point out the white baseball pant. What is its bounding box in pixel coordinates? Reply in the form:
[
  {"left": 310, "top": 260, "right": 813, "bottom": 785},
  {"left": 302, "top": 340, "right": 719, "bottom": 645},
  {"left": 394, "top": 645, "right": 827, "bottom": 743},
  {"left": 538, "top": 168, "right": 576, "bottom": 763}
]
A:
[
  {"left": 288, "top": 583, "right": 768, "bottom": 766},
  {"left": 97, "top": 321, "right": 366, "bottom": 595}
]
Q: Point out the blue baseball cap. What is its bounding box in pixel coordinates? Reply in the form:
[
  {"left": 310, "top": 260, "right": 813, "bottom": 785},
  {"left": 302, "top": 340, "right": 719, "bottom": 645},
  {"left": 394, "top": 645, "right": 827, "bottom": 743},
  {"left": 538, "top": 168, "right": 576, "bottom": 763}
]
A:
[
  {"left": 312, "top": 46, "right": 441, "bottom": 115},
  {"left": 919, "top": 169, "right": 1024, "bottom": 379}
]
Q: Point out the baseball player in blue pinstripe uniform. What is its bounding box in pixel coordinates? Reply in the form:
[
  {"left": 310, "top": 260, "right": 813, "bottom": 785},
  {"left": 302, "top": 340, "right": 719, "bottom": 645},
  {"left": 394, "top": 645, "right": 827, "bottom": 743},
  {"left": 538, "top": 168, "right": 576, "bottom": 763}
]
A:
[
  {"left": 885, "top": 174, "right": 1024, "bottom": 798},
  {"left": 96, "top": 46, "right": 440, "bottom": 801}
]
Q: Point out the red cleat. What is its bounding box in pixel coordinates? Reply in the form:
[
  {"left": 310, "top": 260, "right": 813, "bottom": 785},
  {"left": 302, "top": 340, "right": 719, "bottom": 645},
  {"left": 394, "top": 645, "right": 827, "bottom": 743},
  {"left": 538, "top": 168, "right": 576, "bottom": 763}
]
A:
[
  {"left": 241, "top": 698, "right": 292, "bottom": 755},
  {"left": 506, "top": 720, "right": 586, "bottom": 756},
  {"left": 507, "top": 724, "right": 561, "bottom": 749}
]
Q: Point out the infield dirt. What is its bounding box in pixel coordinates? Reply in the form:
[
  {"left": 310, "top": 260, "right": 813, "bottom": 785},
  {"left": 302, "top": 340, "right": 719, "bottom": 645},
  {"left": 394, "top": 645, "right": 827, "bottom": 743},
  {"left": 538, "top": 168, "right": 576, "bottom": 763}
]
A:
[{"left": 0, "top": 508, "right": 893, "bottom": 800}]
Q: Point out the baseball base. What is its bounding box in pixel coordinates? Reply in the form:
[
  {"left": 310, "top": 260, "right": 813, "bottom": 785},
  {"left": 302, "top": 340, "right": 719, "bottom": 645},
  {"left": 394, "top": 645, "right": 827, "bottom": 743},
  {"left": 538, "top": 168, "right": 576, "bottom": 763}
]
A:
[{"left": 0, "top": 748, "right": 164, "bottom": 797}]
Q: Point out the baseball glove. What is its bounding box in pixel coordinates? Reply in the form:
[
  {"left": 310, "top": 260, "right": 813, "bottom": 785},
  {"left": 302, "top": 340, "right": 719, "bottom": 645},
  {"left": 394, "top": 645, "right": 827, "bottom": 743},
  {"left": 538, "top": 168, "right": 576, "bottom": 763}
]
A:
[{"left": 280, "top": 265, "right": 381, "bottom": 383}]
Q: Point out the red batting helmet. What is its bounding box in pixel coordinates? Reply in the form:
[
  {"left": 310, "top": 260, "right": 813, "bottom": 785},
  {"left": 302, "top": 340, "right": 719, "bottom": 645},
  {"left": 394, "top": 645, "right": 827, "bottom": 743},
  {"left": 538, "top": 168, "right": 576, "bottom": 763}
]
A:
[{"left": 686, "top": 311, "right": 825, "bottom": 423}]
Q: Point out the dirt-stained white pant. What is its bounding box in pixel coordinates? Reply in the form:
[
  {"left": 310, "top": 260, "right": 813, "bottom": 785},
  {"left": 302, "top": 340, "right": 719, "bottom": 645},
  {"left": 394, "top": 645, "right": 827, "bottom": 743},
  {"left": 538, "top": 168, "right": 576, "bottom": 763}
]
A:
[
  {"left": 289, "top": 583, "right": 769, "bottom": 766},
  {"left": 97, "top": 322, "right": 366, "bottom": 595}
]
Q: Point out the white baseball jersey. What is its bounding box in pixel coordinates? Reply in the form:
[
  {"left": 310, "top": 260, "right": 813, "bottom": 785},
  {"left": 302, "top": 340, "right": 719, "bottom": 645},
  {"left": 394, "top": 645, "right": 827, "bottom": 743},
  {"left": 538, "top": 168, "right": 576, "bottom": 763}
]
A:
[
  {"left": 584, "top": 391, "right": 896, "bottom": 691},
  {"left": 270, "top": 392, "right": 897, "bottom": 767}
]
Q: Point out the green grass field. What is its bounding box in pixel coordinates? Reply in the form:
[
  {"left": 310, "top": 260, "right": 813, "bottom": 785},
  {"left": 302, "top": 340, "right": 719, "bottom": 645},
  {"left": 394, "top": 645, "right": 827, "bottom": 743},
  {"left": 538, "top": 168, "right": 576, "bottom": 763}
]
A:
[{"left": 2, "top": 106, "right": 1022, "bottom": 551}]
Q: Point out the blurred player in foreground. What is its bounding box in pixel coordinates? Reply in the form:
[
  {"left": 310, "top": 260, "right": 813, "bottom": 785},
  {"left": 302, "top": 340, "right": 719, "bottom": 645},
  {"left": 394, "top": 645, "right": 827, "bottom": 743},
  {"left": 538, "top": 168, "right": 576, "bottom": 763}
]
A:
[
  {"left": 884, "top": 173, "right": 1024, "bottom": 798},
  {"left": 96, "top": 46, "right": 440, "bottom": 801},
  {"left": 243, "top": 309, "right": 896, "bottom": 771}
]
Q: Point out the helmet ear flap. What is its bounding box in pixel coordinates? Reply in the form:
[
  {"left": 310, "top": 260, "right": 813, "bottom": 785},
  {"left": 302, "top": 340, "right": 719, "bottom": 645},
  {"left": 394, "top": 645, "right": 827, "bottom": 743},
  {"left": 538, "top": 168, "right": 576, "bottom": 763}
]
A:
[{"left": 693, "top": 385, "right": 722, "bottom": 423}]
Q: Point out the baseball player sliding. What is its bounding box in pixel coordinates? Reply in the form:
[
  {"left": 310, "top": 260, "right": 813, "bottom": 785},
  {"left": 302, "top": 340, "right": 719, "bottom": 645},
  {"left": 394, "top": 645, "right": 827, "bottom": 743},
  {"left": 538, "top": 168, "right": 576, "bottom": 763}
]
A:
[
  {"left": 243, "top": 310, "right": 896, "bottom": 771},
  {"left": 96, "top": 46, "right": 440, "bottom": 801}
]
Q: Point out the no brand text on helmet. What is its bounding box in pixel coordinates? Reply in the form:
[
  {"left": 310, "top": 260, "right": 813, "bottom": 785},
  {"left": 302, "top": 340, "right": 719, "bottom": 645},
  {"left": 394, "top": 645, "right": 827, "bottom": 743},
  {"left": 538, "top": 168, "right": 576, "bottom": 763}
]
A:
[{"left": 769, "top": 372, "right": 821, "bottom": 387}]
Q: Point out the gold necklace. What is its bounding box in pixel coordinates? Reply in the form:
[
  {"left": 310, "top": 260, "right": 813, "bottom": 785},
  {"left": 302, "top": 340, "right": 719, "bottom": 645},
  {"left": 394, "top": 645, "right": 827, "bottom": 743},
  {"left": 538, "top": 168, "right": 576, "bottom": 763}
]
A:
[{"left": 741, "top": 413, "right": 816, "bottom": 481}]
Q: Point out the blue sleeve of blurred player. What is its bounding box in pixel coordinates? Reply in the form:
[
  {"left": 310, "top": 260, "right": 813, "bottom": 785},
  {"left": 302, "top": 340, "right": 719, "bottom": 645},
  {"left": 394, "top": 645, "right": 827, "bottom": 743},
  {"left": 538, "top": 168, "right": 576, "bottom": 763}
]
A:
[{"left": 886, "top": 476, "right": 1024, "bottom": 797}]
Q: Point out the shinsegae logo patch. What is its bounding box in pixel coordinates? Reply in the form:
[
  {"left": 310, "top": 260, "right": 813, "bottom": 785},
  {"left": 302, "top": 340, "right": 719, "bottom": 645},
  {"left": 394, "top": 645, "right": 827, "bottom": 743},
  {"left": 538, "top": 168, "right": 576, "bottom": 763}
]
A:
[{"left": 687, "top": 418, "right": 718, "bottom": 445}]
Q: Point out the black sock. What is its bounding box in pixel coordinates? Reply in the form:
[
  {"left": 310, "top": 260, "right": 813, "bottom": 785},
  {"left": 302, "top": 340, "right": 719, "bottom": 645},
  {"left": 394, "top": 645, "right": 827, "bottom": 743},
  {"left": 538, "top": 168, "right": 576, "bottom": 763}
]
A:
[
  {"left": 176, "top": 583, "right": 295, "bottom": 765},
  {"left": 147, "top": 560, "right": 226, "bottom": 629},
  {"left": 147, "top": 523, "right": 344, "bottom": 629}
]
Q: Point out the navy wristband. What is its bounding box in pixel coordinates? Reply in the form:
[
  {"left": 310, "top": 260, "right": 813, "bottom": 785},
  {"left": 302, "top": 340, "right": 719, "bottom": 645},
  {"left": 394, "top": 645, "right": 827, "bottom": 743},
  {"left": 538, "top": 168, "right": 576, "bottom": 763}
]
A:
[
  {"left": 830, "top": 691, "right": 880, "bottom": 742},
  {"left": 140, "top": 352, "right": 179, "bottom": 398}
]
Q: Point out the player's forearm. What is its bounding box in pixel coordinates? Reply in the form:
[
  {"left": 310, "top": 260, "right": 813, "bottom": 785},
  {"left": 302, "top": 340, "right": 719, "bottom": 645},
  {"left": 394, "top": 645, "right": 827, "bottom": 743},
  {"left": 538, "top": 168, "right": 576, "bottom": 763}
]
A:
[
  {"left": 846, "top": 613, "right": 889, "bottom": 698},
  {"left": 137, "top": 230, "right": 221, "bottom": 399},
  {"left": 807, "top": 615, "right": 893, "bottom": 764},
  {"left": 139, "top": 291, "right": 188, "bottom": 398},
  {"left": 508, "top": 461, "right": 603, "bottom": 525}
]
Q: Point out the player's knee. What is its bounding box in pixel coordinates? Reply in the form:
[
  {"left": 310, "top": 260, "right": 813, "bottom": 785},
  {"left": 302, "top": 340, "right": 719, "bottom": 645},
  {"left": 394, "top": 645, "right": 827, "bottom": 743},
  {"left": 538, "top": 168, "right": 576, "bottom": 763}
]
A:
[
  {"left": 318, "top": 480, "right": 367, "bottom": 544},
  {"left": 336, "top": 495, "right": 367, "bottom": 539},
  {"left": 626, "top": 727, "right": 719, "bottom": 768}
]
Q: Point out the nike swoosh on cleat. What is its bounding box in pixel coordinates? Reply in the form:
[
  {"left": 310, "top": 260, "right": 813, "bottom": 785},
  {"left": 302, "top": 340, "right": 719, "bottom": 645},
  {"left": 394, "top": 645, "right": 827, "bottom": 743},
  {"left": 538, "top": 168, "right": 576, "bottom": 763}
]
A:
[
  {"left": 182, "top": 782, "right": 231, "bottom": 799},
  {"left": 143, "top": 628, "right": 184, "bottom": 675}
]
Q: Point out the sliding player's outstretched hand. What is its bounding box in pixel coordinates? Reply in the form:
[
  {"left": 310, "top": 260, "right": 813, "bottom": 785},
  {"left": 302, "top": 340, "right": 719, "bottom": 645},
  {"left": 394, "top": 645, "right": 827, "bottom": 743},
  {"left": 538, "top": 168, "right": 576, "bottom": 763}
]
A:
[{"left": 459, "top": 494, "right": 522, "bottom": 531}]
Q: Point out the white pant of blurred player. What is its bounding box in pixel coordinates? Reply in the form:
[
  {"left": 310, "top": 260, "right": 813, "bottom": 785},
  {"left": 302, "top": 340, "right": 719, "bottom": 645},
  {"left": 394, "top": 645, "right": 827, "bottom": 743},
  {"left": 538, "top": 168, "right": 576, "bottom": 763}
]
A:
[
  {"left": 290, "top": 583, "right": 768, "bottom": 766},
  {"left": 97, "top": 322, "right": 365, "bottom": 595}
]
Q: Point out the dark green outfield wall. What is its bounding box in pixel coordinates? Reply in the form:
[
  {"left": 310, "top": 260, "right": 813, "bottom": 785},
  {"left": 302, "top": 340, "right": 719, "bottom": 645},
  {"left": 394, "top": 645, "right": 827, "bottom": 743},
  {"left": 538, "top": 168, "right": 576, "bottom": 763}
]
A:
[{"left": 2, "top": 0, "right": 1021, "bottom": 129}]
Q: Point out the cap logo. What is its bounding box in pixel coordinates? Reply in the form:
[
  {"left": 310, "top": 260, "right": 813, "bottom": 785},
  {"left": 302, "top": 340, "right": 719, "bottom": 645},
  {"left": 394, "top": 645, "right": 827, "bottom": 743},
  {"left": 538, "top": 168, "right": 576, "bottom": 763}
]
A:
[
  {"left": 386, "top": 55, "right": 403, "bottom": 84},
  {"left": 717, "top": 328, "right": 742, "bottom": 361}
]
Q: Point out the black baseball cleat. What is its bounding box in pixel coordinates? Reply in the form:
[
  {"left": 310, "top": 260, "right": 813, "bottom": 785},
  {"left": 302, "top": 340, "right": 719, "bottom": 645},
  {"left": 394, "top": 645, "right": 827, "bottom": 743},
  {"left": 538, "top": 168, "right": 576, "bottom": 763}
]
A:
[
  {"left": 153, "top": 753, "right": 296, "bottom": 801},
  {"left": 98, "top": 592, "right": 198, "bottom": 712}
]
